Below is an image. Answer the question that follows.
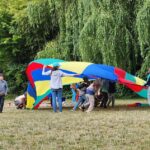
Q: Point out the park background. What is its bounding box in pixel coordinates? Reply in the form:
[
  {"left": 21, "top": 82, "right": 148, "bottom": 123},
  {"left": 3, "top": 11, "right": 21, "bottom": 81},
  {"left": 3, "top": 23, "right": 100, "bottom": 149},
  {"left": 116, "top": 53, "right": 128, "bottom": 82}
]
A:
[
  {"left": 0, "top": 1, "right": 150, "bottom": 150},
  {"left": 0, "top": 0, "right": 150, "bottom": 97}
]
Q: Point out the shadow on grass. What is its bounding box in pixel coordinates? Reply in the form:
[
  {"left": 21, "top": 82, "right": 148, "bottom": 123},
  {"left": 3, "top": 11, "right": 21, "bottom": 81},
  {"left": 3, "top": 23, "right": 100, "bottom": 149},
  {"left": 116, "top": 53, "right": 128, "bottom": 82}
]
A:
[{"left": 35, "top": 105, "right": 150, "bottom": 112}]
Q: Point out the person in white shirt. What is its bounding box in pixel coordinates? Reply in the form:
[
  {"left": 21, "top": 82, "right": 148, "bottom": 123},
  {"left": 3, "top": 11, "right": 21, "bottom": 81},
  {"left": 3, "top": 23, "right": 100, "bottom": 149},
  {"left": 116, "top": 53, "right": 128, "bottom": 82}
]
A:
[
  {"left": 42, "top": 62, "right": 78, "bottom": 112},
  {"left": 14, "top": 92, "right": 26, "bottom": 109}
]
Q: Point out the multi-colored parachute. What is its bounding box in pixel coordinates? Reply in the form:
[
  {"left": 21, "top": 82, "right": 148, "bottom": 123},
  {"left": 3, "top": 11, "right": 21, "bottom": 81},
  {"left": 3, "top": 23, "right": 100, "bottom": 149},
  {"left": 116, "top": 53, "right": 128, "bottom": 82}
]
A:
[{"left": 26, "top": 58, "right": 148, "bottom": 109}]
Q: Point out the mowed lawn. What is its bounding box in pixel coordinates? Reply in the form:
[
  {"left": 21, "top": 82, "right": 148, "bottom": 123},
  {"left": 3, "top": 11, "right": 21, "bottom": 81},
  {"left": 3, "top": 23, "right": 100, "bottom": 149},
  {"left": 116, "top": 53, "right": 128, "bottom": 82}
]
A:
[{"left": 1, "top": 99, "right": 150, "bottom": 150}]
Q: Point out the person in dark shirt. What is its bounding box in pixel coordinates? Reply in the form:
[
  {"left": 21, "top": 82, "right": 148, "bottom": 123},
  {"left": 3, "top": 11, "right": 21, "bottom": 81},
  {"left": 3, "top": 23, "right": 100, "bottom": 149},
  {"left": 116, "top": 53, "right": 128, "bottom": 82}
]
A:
[{"left": 107, "top": 81, "right": 116, "bottom": 107}]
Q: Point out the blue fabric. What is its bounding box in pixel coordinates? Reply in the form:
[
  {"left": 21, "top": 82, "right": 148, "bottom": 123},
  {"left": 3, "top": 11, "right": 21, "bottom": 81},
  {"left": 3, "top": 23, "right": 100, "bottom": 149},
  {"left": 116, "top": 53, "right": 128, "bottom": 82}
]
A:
[
  {"left": 51, "top": 89, "right": 63, "bottom": 112},
  {"left": 86, "top": 89, "right": 95, "bottom": 95},
  {"left": 97, "top": 64, "right": 115, "bottom": 72},
  {"left": 83, "top": 64, "right": 117, "bottom": 81},
  {"left": 32, "top": 69, "right": 51, "bottom": 81},
  {"left": 27, "top": 83, "right": 36, "bottom": 100}
]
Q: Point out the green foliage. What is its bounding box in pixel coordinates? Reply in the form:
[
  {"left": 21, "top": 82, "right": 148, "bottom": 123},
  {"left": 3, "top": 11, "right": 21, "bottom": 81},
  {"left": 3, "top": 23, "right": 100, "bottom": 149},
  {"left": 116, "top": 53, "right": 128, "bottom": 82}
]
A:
[
  {"left": 136, "top": 0, "right": 150, "bottom": 57},
  {"left": 136, "top": 0, "right": 150, "bottom": 77},
  {"left": 35, "top": 40, "right": 62, "bottom": 59},
  {"left": 5, "top": 64, "right": 27, "bottom": 94},
  {"left": 0, "top": 0, "right": 150, "bottom": 97}
]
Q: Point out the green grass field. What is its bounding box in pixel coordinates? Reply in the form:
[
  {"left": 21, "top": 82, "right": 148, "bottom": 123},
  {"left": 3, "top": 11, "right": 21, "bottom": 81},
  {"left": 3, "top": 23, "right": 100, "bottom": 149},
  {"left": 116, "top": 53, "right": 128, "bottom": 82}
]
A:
[{"left": 1, "top": 99, "right": 150, "bottom": 150}]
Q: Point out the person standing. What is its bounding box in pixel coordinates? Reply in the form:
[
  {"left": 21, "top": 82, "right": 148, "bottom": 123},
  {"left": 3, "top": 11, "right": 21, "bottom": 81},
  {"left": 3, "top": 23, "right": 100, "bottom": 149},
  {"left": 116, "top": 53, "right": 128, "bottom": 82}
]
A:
[
  {"left": 144, "top": 68, "right": 150, "bottom": 105},
  {"left": 0, "top": 73, "right": 8, "bottom": 113},
  {"left": 107, "top": 81, "right": 116, "bottom": 107},
  {"left": 42, "top": 62, "right": 78, "bottom": 112}
]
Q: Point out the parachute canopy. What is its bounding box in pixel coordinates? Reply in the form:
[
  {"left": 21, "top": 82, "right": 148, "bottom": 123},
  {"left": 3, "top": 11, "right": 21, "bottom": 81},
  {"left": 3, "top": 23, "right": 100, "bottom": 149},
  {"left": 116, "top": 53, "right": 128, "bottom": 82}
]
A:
[{"left": 26, "top": 59, "right": 148, "bottom": 109}]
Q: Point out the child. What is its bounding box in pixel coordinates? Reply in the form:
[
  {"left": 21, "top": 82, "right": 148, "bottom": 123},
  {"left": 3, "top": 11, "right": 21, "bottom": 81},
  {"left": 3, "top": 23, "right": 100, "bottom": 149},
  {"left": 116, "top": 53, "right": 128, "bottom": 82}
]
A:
[
  {"left": 0, "top": 73, "right": 8, "bottom": 113},
  {"left": 73, "top": 77, "right": 90, "bottom": 111}
]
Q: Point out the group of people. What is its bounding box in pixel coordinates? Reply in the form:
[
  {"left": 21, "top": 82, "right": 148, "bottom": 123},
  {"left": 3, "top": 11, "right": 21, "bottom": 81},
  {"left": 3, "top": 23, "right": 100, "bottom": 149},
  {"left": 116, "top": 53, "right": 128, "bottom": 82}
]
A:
[
  {"left": 71, "top": 77, "right": 116, "bottom": 113},
  {"left": 0, "top": 65, "right": 150, "bottom": 113},
  {"left": 42, "top": 63, "right": 150, "bottom": 113}
]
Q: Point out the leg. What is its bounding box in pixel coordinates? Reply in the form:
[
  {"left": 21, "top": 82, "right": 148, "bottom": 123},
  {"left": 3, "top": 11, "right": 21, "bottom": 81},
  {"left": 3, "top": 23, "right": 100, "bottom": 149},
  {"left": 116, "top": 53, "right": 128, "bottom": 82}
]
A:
[
  {"left": 103, "top": 92, "right": 108, "bottom": 108},
  {"left": 73, "top": 95, "right": 86, "bottom": 110},
  {"left": 0, "top": 96, "right": 5, "bottom": 112},
  {"left": 52, "top": 90, "right": 57, "bottom": 112},
  {"left": 71, "top": 89, "right": 76, "bottom": 103},
  {"left": 81, "top": 95, "right": 86, "bottom": 105},
  {"left": 100, "top": 93, "right": 105, "bottom": 107},
  {"left": 50, "top": 98, "right": 52, "bottom": 107},
  {"left": 112, "top": 94, "right": 115, "bottom": 107},
  {"left": 57, "top": 89, "right": 63, "bottom": 112},
  {"left": 86, "top": 95, "right": 95, "bottom": 112},
  {"left": 107, "top": 93, "right": 112, "bottom": 107},
  {"left": 73, "top": 96, "right": 83, "bottom": 110},
  {"left": 82, "top": 95, "right": 90, "bottom": 109}
]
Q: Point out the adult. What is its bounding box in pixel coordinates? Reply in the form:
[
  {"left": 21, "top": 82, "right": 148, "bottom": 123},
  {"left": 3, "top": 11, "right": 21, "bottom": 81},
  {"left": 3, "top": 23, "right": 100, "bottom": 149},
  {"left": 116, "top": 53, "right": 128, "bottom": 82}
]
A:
[
  {"left": 144, "top": 68, "right": 150, "bottom": 105},
  {"left": 0, "top": 73, "right": 8, "bottom": 113},
  {"left": 107, "top": 81, "right": 116, "bottom": 107},
  {"left": 42, "top": 62, "right": 78, "bottom": 112}
]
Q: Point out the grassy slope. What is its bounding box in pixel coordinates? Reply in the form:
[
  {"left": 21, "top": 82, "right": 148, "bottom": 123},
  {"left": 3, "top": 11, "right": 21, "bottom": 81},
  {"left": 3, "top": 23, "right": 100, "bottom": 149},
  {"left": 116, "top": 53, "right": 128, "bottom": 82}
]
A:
[{"left": 0, "top": 99, "right": 150, "bottom": 150}]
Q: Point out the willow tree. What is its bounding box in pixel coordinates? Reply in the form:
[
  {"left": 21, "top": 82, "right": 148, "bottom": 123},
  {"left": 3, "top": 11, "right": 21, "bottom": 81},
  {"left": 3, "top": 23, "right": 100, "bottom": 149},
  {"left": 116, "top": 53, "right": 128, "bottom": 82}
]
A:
[
  {"left": 22, "top": 0, "right": 150, "bottom": 96},
  {"left": 136, "top": 0, "right": 150, "bottom": 76},
  {"left": 1, "top": 0, "right": 150, "bottom": 95},
  {"left": 48, "top": 0, "right": 142, "bottom": 74}
]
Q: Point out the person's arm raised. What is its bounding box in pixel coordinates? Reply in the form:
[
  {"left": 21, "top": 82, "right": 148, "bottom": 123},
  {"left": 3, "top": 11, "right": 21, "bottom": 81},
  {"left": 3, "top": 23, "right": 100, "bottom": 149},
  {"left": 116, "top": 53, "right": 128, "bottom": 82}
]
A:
[{"left": 42, "top": 65, "right": 51, "bottom": 75}]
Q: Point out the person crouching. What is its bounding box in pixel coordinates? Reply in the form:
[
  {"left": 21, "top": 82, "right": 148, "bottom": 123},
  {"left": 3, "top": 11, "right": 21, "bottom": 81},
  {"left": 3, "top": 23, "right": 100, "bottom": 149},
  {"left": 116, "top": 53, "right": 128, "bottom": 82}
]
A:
[{"left": 14, "top": 92, "right": 27, "bottom": 109}]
